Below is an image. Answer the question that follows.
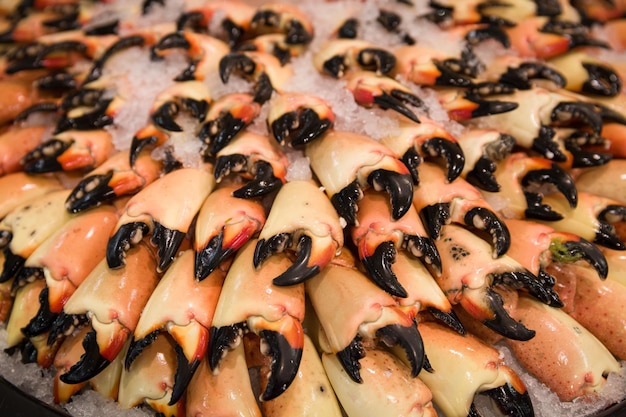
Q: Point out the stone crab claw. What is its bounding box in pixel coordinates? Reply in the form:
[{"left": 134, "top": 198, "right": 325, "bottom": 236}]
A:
[
  {"left": 482, "top": 153, "right": 578, "bottom": 221},
  {"left": 323, "top": 346, "right": 437, "bottom": 417},
  {"left": 505, "top": 218, "right": 608, "bottom": 283},
  {"left": 151, "top": 31, "right": 230, "bottom": 81},
  {"left": 538, "top": 191, "right": 626, "bottom": 251},
  {"left": 118, "top": 332, "right": 185, "bottom": 416},
  {"left": 128, "top": 123, "right": 170, "bottom": 168},
  {"left": 249, "top": 2, "right": 314, "bottom": 46},
  {"left": 0, "top": 125, "right": 49, "bottom": 176},
  {"left": 306, "top": 258, "right": 426, "bottom": 383},
  {"left": 267, "top": 92, "right": 335, "bottom": 147},
  {"left": 253, "top": 180, "right": 343, "bottom": 286},
  {"left": 380, "top": 118, "right": 465, "bottom": 184},
  {"left": 106, "top": 167, "right": 215, "bottom": 272},
  {"left": 417, "top": 320, "right": 534, "bottom": 417},
  {"left": 57, "top": 243, "right": 159, "bottom": 385},
  {"left": 312, "top": 38, "right": 397, "bottom": 78},
  {"left": 54, "top": 86, "right": 121, "bottom": 133},
  {"left": 219, "top": 50, "right": 293, "bottom": 104},
  {"left": 306, "top": 130, "right": 414, "bottom": 226},
  {"left": 344, "top": 70, "right": 424, "bottom": 123},
  {"left": 437, "top": 85, "right": 519, "bottom": 121},
  {"left": 544, "top": 52, "right": 622, "bottom": 97},
  {"left": 194, "top": 185, "right": 266, "bottom": 281},
  {"left": 392, "top": 44, "right": 477, "bottom": 87},
  {"left": 176, "top": 0, "right": 255, "bottom": 47},
  {"left": 20, "top": 129, "right": 114, "bottom": 173},
  {"left": 235, "top": 33, "right": 306, "bottom": 65},
  {"left": 412, "top": 162, "right": 511, "bottom": 258},
  {"left": 214, "top": 130, "right": 289, "bottom": 199},
  {"left": 352, "top": 190, "right": 441, "bottom": 298},
  {"left": 198, "top": 93, "right": 262, "bottom": 157},
  {"left": 209, "top": 240, "right": 305, "bottom": 401},
  {"left": 488, "top": 56, "right": 567, "bottom": 91},
  {"left": 65, "top": 150, "right": 163, "bottom": 213},
  {"left": 147, "top": 80, "right": 211, "bottom": 133},
  {"left": 125, "top": 249, "right": 225, "bottom": 405}
]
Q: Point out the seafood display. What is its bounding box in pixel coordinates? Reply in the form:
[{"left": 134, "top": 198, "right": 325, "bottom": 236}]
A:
[{"left": 2, "top": 0, "right": 626, "bottom": 417}]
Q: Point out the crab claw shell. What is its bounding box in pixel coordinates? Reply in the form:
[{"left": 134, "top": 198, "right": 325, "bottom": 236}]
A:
[
  {"left": 198, "top": 93, "right": 262, "bottom": 157},
  {"left": 214, "top": 130, "right": 288, "bottom": 198},
  {"left": 380, "top": 119, "right": 465, "bottom": 184},
  {"left": 548, "top": 51, "right": 622, "bottom": 97},
  {"left": 250, "top": 3, "right": 313, "bottom": 45},
  {"left": 323, "top": 347, "right": 437, "bottom": 417},
  {"left": 106, "top": 167, "right": 215, "bottom": 271},
  {"left": 65, "top": 150, "right": 163, "bottom": 213},
  {"left": 267, "top": 92, "right": 335, "bottom": 147},
  {"left": 209, "top": 241, "right": 305, "bottom": 401},
  {"left": 417, "top": 320, "right": 533, "bottom": 417},
  {"left": 307, "top": 262, "right": 426, "bottom": 383},
  {"left": 252, "top": 180, "right": 343, "bottom": 286},
  {"left": 129, "top": 124, "right": 169, "bottom": 167},
  {"left": 187, "top": 342, "right": 261, "bottom": 415},
  {"left": 0, "top": 172, "right": 63, "bottom": 220},
  {"left": 496, "top": 60, "right": 567, "bottom": 90},
  {"left": 313, "top": 39, "right": 397, "bottom": 78},
  {"left": 504, "top": 294, "right": 621, "bottom": 401},
  {"left": 345, "top": 71, "right": 423, "bottom": 123},
  {"left": 306, "top": 130, "right": 414, "bottom": 226},
  {"left": 218, "top": 51, "right": 292, "bottom": 104},
  {"left": 392, "top": 44, "right": 475, "bottom": 87},
  {"left": 118, "top": 332, "right": 185, "bottom": 416},
  {"left": 60, "top": 243, "right": 159, "bottom": 384},
  {"left": 539, "top": 191, "right": 626, "bottom": 251},
  {"left": 149, "top": 80, "right": 211, "bottom": 133},
  {"left": 438, "top": 88, "right": 519, "bottom": 121},
  {"left": 194, "top": 186, "right": 266, "bottom": 281},
  {"left": 126, "top": 250, "right": 224, "bottom": 405}
]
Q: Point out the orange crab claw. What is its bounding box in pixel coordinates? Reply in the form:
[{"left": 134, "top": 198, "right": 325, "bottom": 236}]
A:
[
  {"left": 249, "top": 3, "right": 313, "bottom": 46},
  {"left": 0, "top": 125, "right": 48, "bottom": 176}
]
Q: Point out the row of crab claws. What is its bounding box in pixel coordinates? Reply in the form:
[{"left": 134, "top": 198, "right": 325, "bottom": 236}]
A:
[
  {"left": 208, "top": 323, "right": 303, "bottom": 401},
  {"left": 214, "top": 157, "right": 282, "bottom": 199},
  {"left": 59, "top": 328, "right": 111, "bottom": 384},
  {"left": 551, "top": 101, "right": 626, "bottom": 135},
  {"left": 270, "top": 107, "right": 333, "bottom": 147},
  {"left": 337, "top": 322, "right": 426, "bottom": 383},
  {"left": 219, "top": 53, "right": 274, "bottom": 104},
  {"left": 483, "top": 288, "right": 537, "bottom": 341},
  {"left": 597, "top": 205, "right": 626, "bottom": 250},
  {"left": 367, "top": 169, "right": 414, "bottom": 220},
  {"left": 253, "top": 234, "right": 320, "bottom": 286},
  {"left": 522, "top": 162, "right": 577, "bottom": 221}
]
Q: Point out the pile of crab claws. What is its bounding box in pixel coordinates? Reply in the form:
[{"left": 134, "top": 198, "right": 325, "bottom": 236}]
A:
[
  {"left": 59, "top": 328, "right": 111, "bottom": 384},
  {"left": 498, "top": 61, "right": 567, "bottom": 90},
  {"left": 481, "top": 288, "right": 536, "bottom": 341},
  {"left": 522, "top": 162, "right": 578, "bottom": 220},
  {"left": 367, "top": 169, "right": 414, "bottom": 221},
  {"left": 218, "top": 52, "right": 274, "bottom": 104},
  {"left": 361, "top": 240, "right": 408, "bottom": 298},
  {"left": 464, "top": 206, "right": 511, "bottom": 258},
  {"left": 421, "top": 137, "right": 465, "bottom": 183},
  {"left": 106, "top": 222, "right": 150, "bottom": 269}
]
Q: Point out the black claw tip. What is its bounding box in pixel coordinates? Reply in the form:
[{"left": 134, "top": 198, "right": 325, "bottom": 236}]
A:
[
  {"left": 125, "top": 330, "right": 159, "bottom": 370},
  {"left": 421, "top": 137, "right": 465, "bottom": 182},
  {"left": 560, "top": 238, "right": 608, "bottom": 280},
  {"left": 464, "top": 207, "right": 511, "bottom": 257},
  {"left": 195, "top": 231, "right": 234, "bottom": 281},
  {"left": 331, "top": 181, "right": 362, "bottom": 226},
  {"left": 419, "top": 203, "right": 450, "bottom": 240},
  {"left": 253, "top": 233, "right": 291, "bottom": 268},
  {"left": 106, "top": 222, "right": 151, "bottom": 269},
  {"left": 484, "top": 382, "right": 535, "bottom": 417},
  {"left": 208, "top": 324, "right": 245, "bottom": 371},
  {"left": 483, "top": 289, "right": 536, "bottom": 341},
  {"left": 65, "top": 171, "right": 115, "bottom": 213},
  {"left": 151, "top": 222, "right": 187, "bottom": 273},
  {"left": 169, "top": 343, "right": 201, "bottom": 405},
  {"left": 361, "top": 241, "right": 407, "bottom": 297},
  {"left": 232, "top": 161, "right": 283, "bottom": 199},
  {"left": 59, "top": 329, "right": 111, "bottom": 384},
  {"left": 376, "top": 322, "right": 425, "bottom": 377},
  {"left": 336, "top": 336, "right": 366, "bottom": 383},
  {"left": 367, "top": 169, "right": 414, "bottom": 220},
  {"left": 271, "top": 108, "right": 333, "bottom": 147},
  {"left": 428, "top": 307, "right": 466, "bottom": 335},
  {"left": 258, "top": 329, "right": 303, "bottom": 401}
]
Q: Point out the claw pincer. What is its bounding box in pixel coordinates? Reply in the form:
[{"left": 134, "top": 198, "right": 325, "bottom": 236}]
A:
[
  {"left": 194, "top": 185, "right": 266, "bottom": 281},
  {"left": 209, "top": 240, "right": 305, "bottom": 402},
  {"left": 253, "top": 180, "right": 343, "bottom": 286},
  {"left": 106, "top": 167, "right": 215, "bottom": 272},
  {"left": 313, "top": 38, "right": 397, "bottom": 78},
  {"left": 126, "top": 249, "right": 225, "bottom": 405},
  {"left": 306, "top": 130, "right": 414, "bottom": 226},
  {"left": 306, "top": 260, "right": 426, "bottom": 383}
]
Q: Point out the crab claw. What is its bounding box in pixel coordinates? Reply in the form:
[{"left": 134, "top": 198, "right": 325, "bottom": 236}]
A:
[
  {"left": 106, "top": 167, "right": 215, "bottom": 272},
  {"left": 497, "top": 61, "right": 567, "bottom": 90},
  {"left": 129, "top": 124, "right": 169, "bottom": 168},
  {"left": 306, "top": 130, "right": 414, "bottom": 226},
  {"left": 194, "top": 186, "right": 266, "bottom": 280},
  {"left": 21, "top": 129, "right": 114, "bottom": 174},
  {"left": 55, "top": 88, "right": 117, "bottom": 133},
  {"left": 353, "top": 190, "right": 442, "bottom": 297},
  {"left": 380, "top": 118, "right": 465, "bottom": 184},
  {"left": 59, "top": 243, "right": 159, "bottom": 383},
  {"left": 307, "top": 260, "right": 426, "bottom": 383},
  {"left": 438, "top": 88, "right": 519, "bottom": 121},
  {"left": 198, "top": 93, "right": 262, "bottom": 156},
  {"left": 125, "top": 249, "right": 225, "bottom": 405},
  {"left": 249, "top": 3, "right": 313, "bottom": 45},
  {"left": 209, "top": 241, "right": 305, "bottom": 401},
  {"left": 65, "top": 150, "right": 163, "bottom": 213},
  {"left": 412, "top": 162, "right": 510, "bottom": 257},
  {"left": 313, "top": 39, "right": 397, "bottom": 78},
  {"left": 345, "top": 71, "right": 423, "bottom": 123},
  {"left": 267, "top": 92, "right": 334, "bottom": 147},
  {"left": 545, "top": 52, "right": 622, "bottom": 97},
  {"left": 551, "top": 100, "right": 626, "bottom": 135},
  {"left": 521, "top": 160, "right": 578, "bottom": 219},
  {"left": 219, "top": 51, "right": 292, "bottom": 104},
  {"left": 392, "top": 45, "right": 477, "bottom": 87},
  {"left": 213, "top": 130, "right": 288, "bottom": 198},
  {"left": 252, "top": 180, "right": 343, "bottom": 286}
]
